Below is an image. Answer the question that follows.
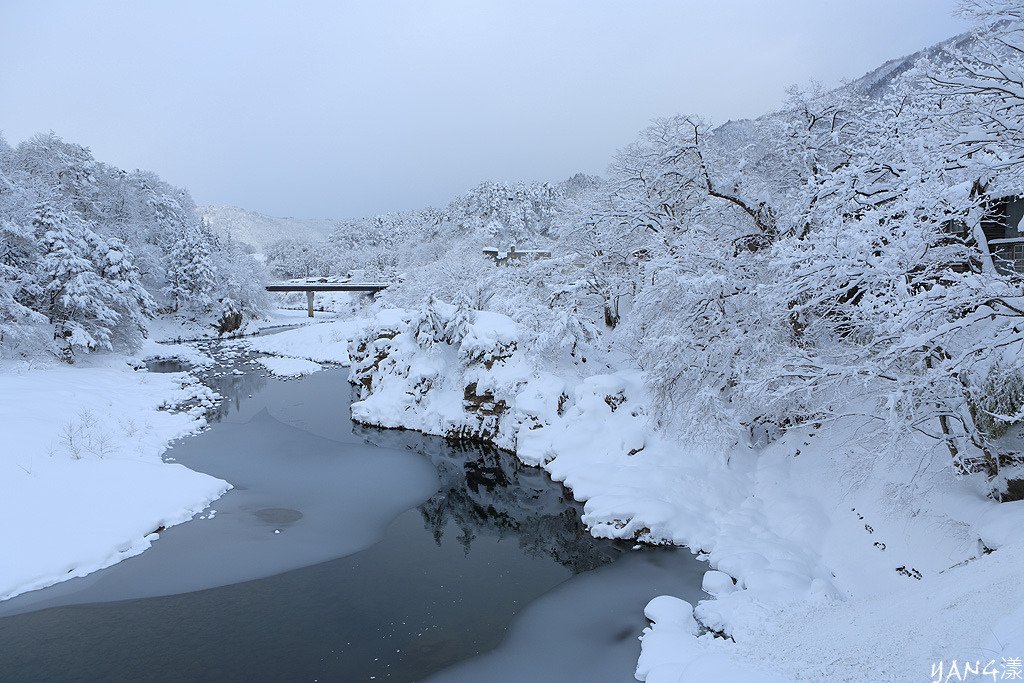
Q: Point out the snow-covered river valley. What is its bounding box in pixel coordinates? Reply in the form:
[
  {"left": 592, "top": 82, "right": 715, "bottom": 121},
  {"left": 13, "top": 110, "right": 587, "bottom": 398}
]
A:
[{"left": 0, "top": 338, "right": 705, "bottom": 682}]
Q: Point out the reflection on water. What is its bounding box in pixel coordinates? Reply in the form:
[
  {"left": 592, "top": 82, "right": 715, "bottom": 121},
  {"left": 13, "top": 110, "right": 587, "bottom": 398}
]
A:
[
  {"left": 0, "top": 339, "right": 701, "bottom": 683},
  {"left": 144, "top": 342, "right": 270, "bottom": 423},
  {"left": 361, "top": 428, "right": 625, "bottom": 574},
  {"left": 429, "top": 549, "right": 705, "bottom": 683},
  {"left": 192, "top": 341, "right": 270, "bottom": 423},
  {"left": 144, "top": 358, "right": 193, "bottom": 373}
]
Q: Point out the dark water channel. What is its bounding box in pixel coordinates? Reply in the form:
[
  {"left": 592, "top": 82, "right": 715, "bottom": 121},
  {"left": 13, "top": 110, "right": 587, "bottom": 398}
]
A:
[{"left": 0, "top": 340, "right": 704, "bottom": 682}]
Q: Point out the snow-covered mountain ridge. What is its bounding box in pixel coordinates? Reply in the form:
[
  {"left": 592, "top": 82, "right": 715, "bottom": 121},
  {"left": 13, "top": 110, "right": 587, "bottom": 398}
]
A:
[{"left": 200, "top": 205, "right": 340, "bottom": 253}]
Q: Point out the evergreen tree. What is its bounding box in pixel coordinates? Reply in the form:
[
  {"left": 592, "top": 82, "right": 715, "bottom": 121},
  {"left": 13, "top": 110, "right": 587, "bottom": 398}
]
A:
[
  {"left": 0, "top": 220, "right": 46, "bottom": 351},
  {"left": 34, "top": 203, "right": 111, "bottom": 360},
  {"left": 163, "top": 219, "right": 218, "bottom": 313},
  {"left": 33, "top": 203, "right": 153, "bottom": 361},
  {"left": 446, "top": 297, "right": 475, "bottom": 345},
  {"left": 414, "top": 296, "right": 448, "bottom": 348},
  {"left": 87, "top": 231, "right": 155, "bottom": 350}
]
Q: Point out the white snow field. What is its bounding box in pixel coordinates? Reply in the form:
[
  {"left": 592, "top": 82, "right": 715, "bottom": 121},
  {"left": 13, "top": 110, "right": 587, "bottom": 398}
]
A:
[
  {"left": 333, "top": 305, "right": 1024, "bottom": 682},
  {"left": 0, "top": 353, "right": 228, "bottom": 602}
]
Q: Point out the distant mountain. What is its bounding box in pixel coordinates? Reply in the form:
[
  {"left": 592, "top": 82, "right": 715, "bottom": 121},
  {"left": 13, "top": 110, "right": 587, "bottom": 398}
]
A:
[
  {"left": 710, "top": 29, "right": 978, "bottom": 159},
  {"left": 845, "top": 30, "right": 976, "bottom": 99},
  {"left": 201, "top": 205, "right": 339, "bottom": 253},
  {"left": 206, "top": 32, "right": 982, "bottom": 254}
]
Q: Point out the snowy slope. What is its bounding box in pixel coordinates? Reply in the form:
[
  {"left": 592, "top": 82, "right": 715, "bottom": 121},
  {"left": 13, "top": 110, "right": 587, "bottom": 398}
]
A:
[
  {"left": 201, "top": 205, "right": 339, "bottom": 252},
  {"left": 845, "top": 30, "right": 976, "bottom": 99}
]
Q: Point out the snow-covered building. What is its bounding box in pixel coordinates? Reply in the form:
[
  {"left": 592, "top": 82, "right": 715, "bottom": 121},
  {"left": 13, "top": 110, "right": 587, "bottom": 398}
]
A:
[
  {"left": 482, "top": 245, "right": 551, "bottom": 265},
  {"left": 984, "top": 195, "right": 1024, "bottom": 274}
]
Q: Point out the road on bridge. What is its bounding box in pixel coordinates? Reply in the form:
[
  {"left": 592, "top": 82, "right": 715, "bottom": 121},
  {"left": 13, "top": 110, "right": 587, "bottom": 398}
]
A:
[{"left": 265, "top": 282, "right": 390, "bottom": 317}]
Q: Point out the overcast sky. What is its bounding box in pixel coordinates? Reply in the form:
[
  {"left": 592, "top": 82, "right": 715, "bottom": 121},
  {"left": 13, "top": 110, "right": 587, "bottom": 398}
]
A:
[{"left": 1, "top": 1, "right": 969, "bottom": 219}]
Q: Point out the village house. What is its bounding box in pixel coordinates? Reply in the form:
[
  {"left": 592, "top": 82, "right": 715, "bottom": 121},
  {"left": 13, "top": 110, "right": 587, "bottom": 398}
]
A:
[
  {"left": 482, "top": 245, "right": 552, "bottom": 265},
  {"left": 983, "top": 195, "right": 1024, "bottom": 274}
]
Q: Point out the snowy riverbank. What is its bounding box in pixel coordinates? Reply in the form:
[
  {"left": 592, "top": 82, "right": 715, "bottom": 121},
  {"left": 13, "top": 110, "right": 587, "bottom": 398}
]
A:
[
  {"left": 270, "top": 304, "right": 1024, "bottom": 683},
  {"left": 0, "top": 351, "right": 225, "bottom": 601},
  {"left": 0, "top": 310, "right": 331, "bottom": 603},
  {"left": 12, "top": 303, "right": 1019, "bottom": 679}
]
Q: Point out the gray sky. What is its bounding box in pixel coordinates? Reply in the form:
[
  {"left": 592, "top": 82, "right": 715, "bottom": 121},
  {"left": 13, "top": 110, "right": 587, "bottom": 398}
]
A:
[{"left": 1, "top": 1, "right": 969, "bottom": 219}]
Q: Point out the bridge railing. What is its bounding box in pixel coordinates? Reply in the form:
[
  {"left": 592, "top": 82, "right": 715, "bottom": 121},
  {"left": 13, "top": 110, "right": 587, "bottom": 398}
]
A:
[{"left": 264, "top": 281, "right": 390, "bottom": 317}]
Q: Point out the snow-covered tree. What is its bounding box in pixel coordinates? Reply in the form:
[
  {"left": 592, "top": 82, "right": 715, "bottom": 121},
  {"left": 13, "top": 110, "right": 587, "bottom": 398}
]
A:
[
  {"left": 0, "top": 219, "right": 46, "bottom": 352},
  {"left": 446, "top": 297, "right": 475, "bottom": 345},
  {"left": 0, "top": 129, "right": 261, "bottom": 357},
  {"left": 33, "top": 203, "right": 152, "bottom": 360},
  {"left": 414, "top": 296, "right": 450, "bottom": 348},
  {"left": 447, "top": 180, "right": 561, "bottom": 245},
  {"left": 929, "top": 0, "right": 1024, "bottom": 194},
  {"left": 163, "top": 219, "right": 218, "bottom": 313}
]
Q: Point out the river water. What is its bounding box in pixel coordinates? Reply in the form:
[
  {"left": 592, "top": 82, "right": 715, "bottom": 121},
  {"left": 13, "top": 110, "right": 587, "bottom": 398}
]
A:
[{"left": 0, "top": 340, "right": 705, "bottom": 682}]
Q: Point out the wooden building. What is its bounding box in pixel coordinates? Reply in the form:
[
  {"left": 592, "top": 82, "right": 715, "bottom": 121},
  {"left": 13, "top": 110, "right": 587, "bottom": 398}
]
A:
[
  {"left": 983, "top": 195, "right": 1024, "bottom": 274},
  {"left": 482, "top": 246, "right": 551, "bottom": 265}
]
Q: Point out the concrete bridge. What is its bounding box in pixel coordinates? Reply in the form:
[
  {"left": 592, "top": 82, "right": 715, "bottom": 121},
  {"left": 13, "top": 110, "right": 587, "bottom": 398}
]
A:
[{"left": 265, "top": 281, "right": 390, "bottom": 317}]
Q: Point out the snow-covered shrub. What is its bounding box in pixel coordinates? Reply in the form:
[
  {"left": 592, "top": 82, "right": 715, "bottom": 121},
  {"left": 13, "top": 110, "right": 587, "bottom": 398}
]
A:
[
  {"left": 458, "top": 310, "right": 518, "bottom": 368},
  {"left": 215, "top": 299, "right": 244, "bottom": 335},
  {"left": 445, "top": 298, "right": 474, "bottom": 345},
  {"left": 973, "top": 364, "right": 1024, "bottom": 440},
  {"left": 413, "top": 297, "right": 453, "bottom": 348},
  {"left": 56, "top": 409, "right": 116, "bottom": 460}
]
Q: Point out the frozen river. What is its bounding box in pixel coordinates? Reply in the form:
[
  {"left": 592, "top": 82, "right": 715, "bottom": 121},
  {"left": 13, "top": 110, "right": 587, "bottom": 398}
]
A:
[{"left": 0, "top": 340, "right": 704, "bottom": 681}]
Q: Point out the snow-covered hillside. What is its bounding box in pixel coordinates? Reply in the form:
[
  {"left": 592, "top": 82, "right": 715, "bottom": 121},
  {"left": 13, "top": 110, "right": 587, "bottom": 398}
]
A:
[
  {"left": 200, "top": 205, "right": 339, "bottom": 253},
  {"left": 846, "top": 30, "right": 976, "bottom": 98},
  {"left": 0, "top": 133, "right": 269, "bottom": 362}
]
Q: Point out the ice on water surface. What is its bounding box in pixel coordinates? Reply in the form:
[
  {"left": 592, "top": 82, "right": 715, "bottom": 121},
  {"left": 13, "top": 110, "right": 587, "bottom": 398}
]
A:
[{"left": 0, "top": 361, "right": 440, "bottom": 615}]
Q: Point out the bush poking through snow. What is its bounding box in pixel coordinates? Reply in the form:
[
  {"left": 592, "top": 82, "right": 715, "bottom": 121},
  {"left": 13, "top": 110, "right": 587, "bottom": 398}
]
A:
[{"left": 56, "top": 410, "right": 116, "bottom": 459}]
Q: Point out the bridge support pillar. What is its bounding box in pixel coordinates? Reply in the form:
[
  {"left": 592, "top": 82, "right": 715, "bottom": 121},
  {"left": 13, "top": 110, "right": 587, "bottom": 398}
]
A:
[{"left": 306, "top": 290, "right": 315, "bottom": 318}]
